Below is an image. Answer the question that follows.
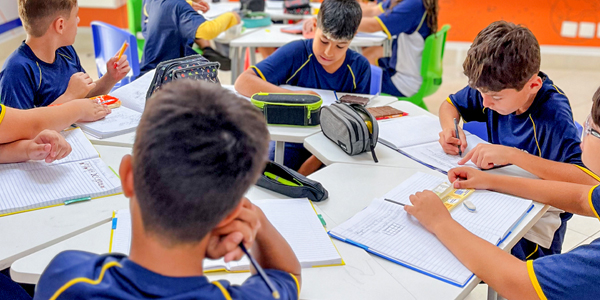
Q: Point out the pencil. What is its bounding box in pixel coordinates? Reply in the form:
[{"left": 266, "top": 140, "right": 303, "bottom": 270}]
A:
[
  {"left": 454, "top": 118, "right": 462, "bottom": 157},
  {"left": 384, "top": 198, "right": 405, "bottom": 206},
  {"left": 114, "top": 42, "right": 129, "bottom": 68},
  {"left": 239, "top": 243, "right": 280, "bottom": 299}
]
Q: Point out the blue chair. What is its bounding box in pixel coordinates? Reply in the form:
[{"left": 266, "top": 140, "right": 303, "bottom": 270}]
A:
[
  {"left": 463, "top": 121, "right": 488, "bottom": 141},
  {"left": 370, "top": 64, "right": 383, "bottom": 95},
  {"left": 91, "top": 21, "right": 140, "bottom": 90}
]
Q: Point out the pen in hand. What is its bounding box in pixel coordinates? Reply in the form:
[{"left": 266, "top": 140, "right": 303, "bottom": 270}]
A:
[
  {"left": 239, "top": 243, "right": 280, "bottom": 299},
  {"left": 454, "top": 118, "right": 462, "bottom": 157}
]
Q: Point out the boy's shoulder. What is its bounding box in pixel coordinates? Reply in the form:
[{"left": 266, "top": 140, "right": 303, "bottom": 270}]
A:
[
  {"left": 344, "top": 47, "right": 370, "bottom": 69},
  {"left": 145, "top": 0, "right": 193, "bottom": 13},
  {"left": 1, "top": 43, "right": 37, "bottom": 72},
  {"left": 530, "top": 73, "right": 573, "bottom": 120}
]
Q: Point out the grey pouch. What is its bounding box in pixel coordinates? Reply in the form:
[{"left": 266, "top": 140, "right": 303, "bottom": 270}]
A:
[{"left": 320, "top": 103, "right": 379, "bottom": 162}]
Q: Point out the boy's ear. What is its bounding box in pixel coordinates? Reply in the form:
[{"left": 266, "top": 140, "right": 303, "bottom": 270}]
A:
[
  {"left": 214, "top": 198, "right": 245, "bottom": 229},
  {"left": 119, "top": 154, "right": 135, "bottom": 198},
  {"left": 528, "top": 75, "right": 543, "bottom": 93},
  {"left": 51, "top": 17, "right": 65, "bottom": 35}
]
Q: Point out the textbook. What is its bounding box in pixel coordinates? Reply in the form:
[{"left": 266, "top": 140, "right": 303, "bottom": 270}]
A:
[
  {"left": 110, "top": 198, "right": 344, "bottom": 271},
  {"left": 329, "top": 172, "right": 533, "bottom": 287},
  {"left": 377, "top": 115, "right": 488, "bottom": 173},
  {"left": 77, "top": 70, "right": 156, "bottom": 139},
  {"left": 0, "top": 128, "right": 122, "bottom": 216}
]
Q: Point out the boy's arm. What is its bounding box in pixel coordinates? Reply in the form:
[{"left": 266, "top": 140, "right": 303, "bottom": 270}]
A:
[
  {"left": 194, "top": 12, "right": 240, "bottom": 40},
  {"left": 0, "top": 130, "right": 71, "bottom": 163},
  {"left": 0, "top": 140, "right": 34, "bottom": 163},
  {"left": 358, "top": 18, "right": 384, "bottom": 33},
  {"left": 360, "top": 2, "right": 385, "bottom": 18},
  {"left": 439, "top": 100, "right": 468, "bottom": 155},
  {"left": 234, "top": 69, "right": 318, "bottom": 97},
  {"left": 450, "top": 167, "right": 596, "bottom": 217},
  {"left": 405, "top": 192, "right": 538, "bottom": 300},
  {"left": 87, "top": 56, "right": 131, "bottom": 98}
]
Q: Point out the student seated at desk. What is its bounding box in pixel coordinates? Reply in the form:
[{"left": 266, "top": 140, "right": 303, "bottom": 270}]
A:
[
  {"left": 407, "top": 85, "right": 600, "bottom": 300},
  {"left": 0, "top": 0, "right": 130, "bottom": 109},
  {"left": 359, "top": 0, "right": 438, "bottom": 98},
  {"left": 140, "top": 0, "right": 240, "bottom": 75},
  {"left": 235, "top": 0, "right": 370, "bottom": 173},
  {"left": 438, "top": 21, "right": 598, "bottom": 260},
  {"left": 34, "top": 81, "right": 302, "bottom": 300}
]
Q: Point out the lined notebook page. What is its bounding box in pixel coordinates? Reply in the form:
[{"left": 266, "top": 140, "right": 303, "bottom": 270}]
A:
[
  {"left": 111, "top": 209, "right": 131, "bottom": 255},
  {"left": 0, "top": 158, "right": 122, "bottom": 215},
  {"left": 400, "top": 135, "right": 486, "bottom": 172},
  {"left": 378, "top": 115, "right": 445, "bottom": 148},
  {"left": 77, "top": 106, "right": 142, "bottom": 139},
  {"left": 0, "top": 128, "right": 98, "bottom": 171},
  {"left": 110, "top": 69, "right": 155, "bottom": 113}
]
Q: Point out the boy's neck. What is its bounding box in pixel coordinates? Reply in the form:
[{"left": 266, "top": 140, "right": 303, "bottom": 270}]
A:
[
  {"left": 515, "top": 92, "right": 537, "bottom": 115},
  {"left": 321, "top": 53, "right": 347, "bottom": 74},
  {"left": 129, "top": 232, "right": 209, "bottom": 277},
  {"left": 25, "top": 35, "right": 61, "bottom": 64}
]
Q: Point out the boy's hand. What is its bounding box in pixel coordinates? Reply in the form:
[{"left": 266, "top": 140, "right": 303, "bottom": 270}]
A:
[
  {"left": 231, "top": 11, "right": 241, "bottom": 24},
  {"left": 65, "top": 72, "right": 96, "bottom": 100},
  {"left": 458, "top": 144, "right": 514, "bottom": 169},
  {"left": 105, "top": 55, "right": 131, "bottom": 83},
  {"left": 404, "top": 190, "right": 454, "bottom": 234},
  {"left": 191, "top": 0, "right": 210, "bottom": 13},
  {"left": 290, "top": 90, "right": 320, "bottom": 97},
  {"left": 448, "top": 166, "right": 493, "bottom": 190},
  {"left": 27, "top": 130, "right": 72, "bottom": 163},
  {"left": 439, "top": 127, "right": 467, "bottom": 155},
  {"left": 75, "top": 98, "right": 112, "bottom": 122},
  {"left": 206, "top": 198, "right": 262, "bottom": 263}
]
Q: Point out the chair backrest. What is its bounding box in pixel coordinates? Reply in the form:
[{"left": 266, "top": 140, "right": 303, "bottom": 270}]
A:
[
  {"left": 91, "top": 21, "right": 140, "bottom": 89},
  {"left": 414, "top": 24, "right": 450, "bottom": 99},
  {"left": 127, "top": 0, "right": 143, "bottom": 36},
  {"left": 463, "top": 121, "right": 489, "bottom": 142},
  {"left": 369, "top": 64, "right": 383, "bottom": 95}
]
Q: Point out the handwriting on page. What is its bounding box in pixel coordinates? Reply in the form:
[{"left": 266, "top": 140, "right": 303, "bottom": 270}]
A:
[
  {"left": 110, "top": 69, "right": 156, "bottom": 113},
  {"left": 401, "top": 135, "right": 484, "bottom": 172}
]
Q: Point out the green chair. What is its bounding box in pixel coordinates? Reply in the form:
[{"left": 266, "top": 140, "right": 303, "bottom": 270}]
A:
[
  {"left": 127, "top": 0, "right": 145, "bottom": 58},
  {"left": 389, "top": 24, "right": 451, "bottom": 111}
]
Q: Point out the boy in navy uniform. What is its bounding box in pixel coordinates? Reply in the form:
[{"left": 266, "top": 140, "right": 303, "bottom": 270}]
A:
[
  {"left": 438, "top": 21, "right": 598, "bottom": 260},
  {"left": 0, "top": 0, "right": 130, "bottom": 109},
  {"left": 140, "top": 0, "right": 240, "bottom": 74},
  {"left": 235, "top": 0, "right": 370, "bottom": 174},
  {"left": 34, "top": 81, "right": 301, "bottom": 300},
  {"left": 408, "top": 85, "right": 600, "bottom": 299}
]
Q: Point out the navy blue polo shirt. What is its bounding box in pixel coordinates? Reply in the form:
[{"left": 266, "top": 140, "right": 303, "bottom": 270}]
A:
[
  {"left": 528, "top": 185, "right": 600, "bottom": 300},
  {"left": 252, "top": 39, "right": 371, "bottom": 94},
  {"left": 449, "top": 72, "right": 583, "bottom": 166},
  {"left": 0, "top": 43, "right": 84, "bottom": 109},
  {"left": 34, "top": 251, "right": 299, "bottom": 300},
  {"left": 140, "top": 0, "right": 207, "bottom": 74}
]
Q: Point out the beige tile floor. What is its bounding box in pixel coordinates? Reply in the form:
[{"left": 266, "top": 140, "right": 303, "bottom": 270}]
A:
[{"left": 2, "top": 31, "right": 600, "bottom": 299}]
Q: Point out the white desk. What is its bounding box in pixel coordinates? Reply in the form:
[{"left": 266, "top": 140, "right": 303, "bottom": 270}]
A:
[
  {"left": 205, "top": 1, "right": 320, "bottom": 21},
  {"left": 0, "top": 145, "right": 131, "bottom": 270},
  {"left": 228, "top": 24, "right": 388, "bottom": 81},
  {"left": 10, "top": 163, "right": 546, "bottom": 300}
]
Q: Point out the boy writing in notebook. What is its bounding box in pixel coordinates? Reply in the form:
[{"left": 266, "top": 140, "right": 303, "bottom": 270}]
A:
[
  {"left": 438, "top": 21, "right": 596, "bottom": 260},
  {"left": 235, "top": 0, "right": 370, "bottom": 174},
  {"left": 34, "top": 81, "right": 302, "bottom": 300},
  {"left": 0, "top": 0, "right": 130, "bottom": 109},
  {"left": 140, "top": 0, "right": 240, "bottom": 75},
  {"left": 407, "top": 85, "right": 600, "bottom": 299}
]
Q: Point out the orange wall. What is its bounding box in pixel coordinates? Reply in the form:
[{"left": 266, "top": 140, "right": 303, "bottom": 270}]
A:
[
  {"left": 79, "top": 5, "right": 128, "bottom": 29},
  {"left": 439, "top": 0, "right": 600, "bottom": 46}
]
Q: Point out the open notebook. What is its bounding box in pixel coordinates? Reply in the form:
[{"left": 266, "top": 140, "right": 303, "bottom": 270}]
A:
[
  {"left": 378, "top": 115, "right": 488, "bottom": 173},
  {"left": 110, "top": 198, "right": 344, "bottom": 271},
  {"left": 76, "top": 70, "right": 156, "bottom": 139},
  {"left": 0, "top": 128, "right": 122, "bottom": 216},
  {"left": 329, "top": 172, "right": 533, "bottom": 287}
]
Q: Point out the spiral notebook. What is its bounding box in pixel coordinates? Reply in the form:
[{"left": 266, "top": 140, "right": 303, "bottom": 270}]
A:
[
  {"left": 329, "top": 172, "right": 533, "bottom": 287},
  {"left": 0, "top": 128, "right": 122, "bottom": 217},
  {"left": 110, "top": 198, "right": 344, "bottom": 272}
]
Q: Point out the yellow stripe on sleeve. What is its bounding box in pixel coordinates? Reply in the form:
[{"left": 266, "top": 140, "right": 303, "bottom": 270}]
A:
[
  {"left": 378, "top": 3, "right": 384, "bottom": 13},
  {"left": 195, "top": 12, "right": 238, "bottom": 40},
  {"left": 35, "top": 62, "right": 42, "bottom": 89},
  {"left": 251, "top": 66, "right": 267, "bottom": 81},
  {"left": 212, "top": 281, "right": 233, "bottom": 300},
  {"left": 374, "top": 17, "right": 392, "bottom": 40},
  {"left": 50, "top": 261, "right": 122, "bottom": 300},
  {"left": 346, "top": 65, "right": 357, "bottom": 90},
  {"left": 588, "top": 185, "right": 600, "bottom": 221},
  {"left": 446, "top": 97, "right": 454, "bottom": 107},
  {"left": 0, "top": 104, "right": 6, "bottom": 125},
  {"left": 528, "top": 115, "right": 542, "bottom": 157},
  {"left": 527, "top": 260, "right": 548, "bottom": 300},
  {"left": 286, "top": 54, "right": 313, "bottom": 84},
  {"left": 289, "top": 273, "right": 300, "bottom": 298},
  {"left": 575, "top": 165, "right": 600, "bottom": 182}
]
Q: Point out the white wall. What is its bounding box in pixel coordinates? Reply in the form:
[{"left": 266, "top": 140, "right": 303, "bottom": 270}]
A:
[{"left": 0, "top": 0, "right": 23, "bottom": 43}]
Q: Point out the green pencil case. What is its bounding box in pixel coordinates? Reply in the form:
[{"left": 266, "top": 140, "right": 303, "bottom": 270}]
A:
[{"left": 250, "top": 92, "right": 322, "bottom": 126}]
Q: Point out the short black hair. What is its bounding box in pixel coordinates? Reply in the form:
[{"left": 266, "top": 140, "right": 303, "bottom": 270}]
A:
[
  {"left": 133, "top": 80, "right": 270, "bottom": 243},
  {"left": 317, "top": 0, "right": 362, "bottom": 41},
  {"left": 463, "top": 21, "right": 541, "bottom": 92}
]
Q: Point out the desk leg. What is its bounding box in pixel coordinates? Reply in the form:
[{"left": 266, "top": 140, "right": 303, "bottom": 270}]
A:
[
  {"left": 487, "top": 286, "right": 498, "bottom": 300},
  {"left": 230, "top": 46, "right": 238, "bottom": 83},
  {"left": 274, "top": 141, "right": 285, "bottom": 164}
]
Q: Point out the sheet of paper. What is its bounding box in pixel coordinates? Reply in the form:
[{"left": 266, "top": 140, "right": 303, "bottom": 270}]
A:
[
  {"left": 280, "top": 85, "right": 339, "bottom": 106},
  {"left": 111, "top": 209, "right": 132, "bottom": 255},
  {"left": 0, "top": 128, "right": 99, "bottom": 171},
  {"left": 110, "top": 70, "right": 156, "bottom": 113},
  {"left": 222, "top": 85, "right": 251, "bottom": 101},
  {"left": 400, "top": 135, "right": 486, "bottom": 172},
  {"left": 77, "top": 106, "right": 142, "bottom": 139},
  {"left": 0, "top": 158, "right": 122, "bottom": 215},
  {"left": 378, "top": 115, "right": 445, "bottom": 148}
]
